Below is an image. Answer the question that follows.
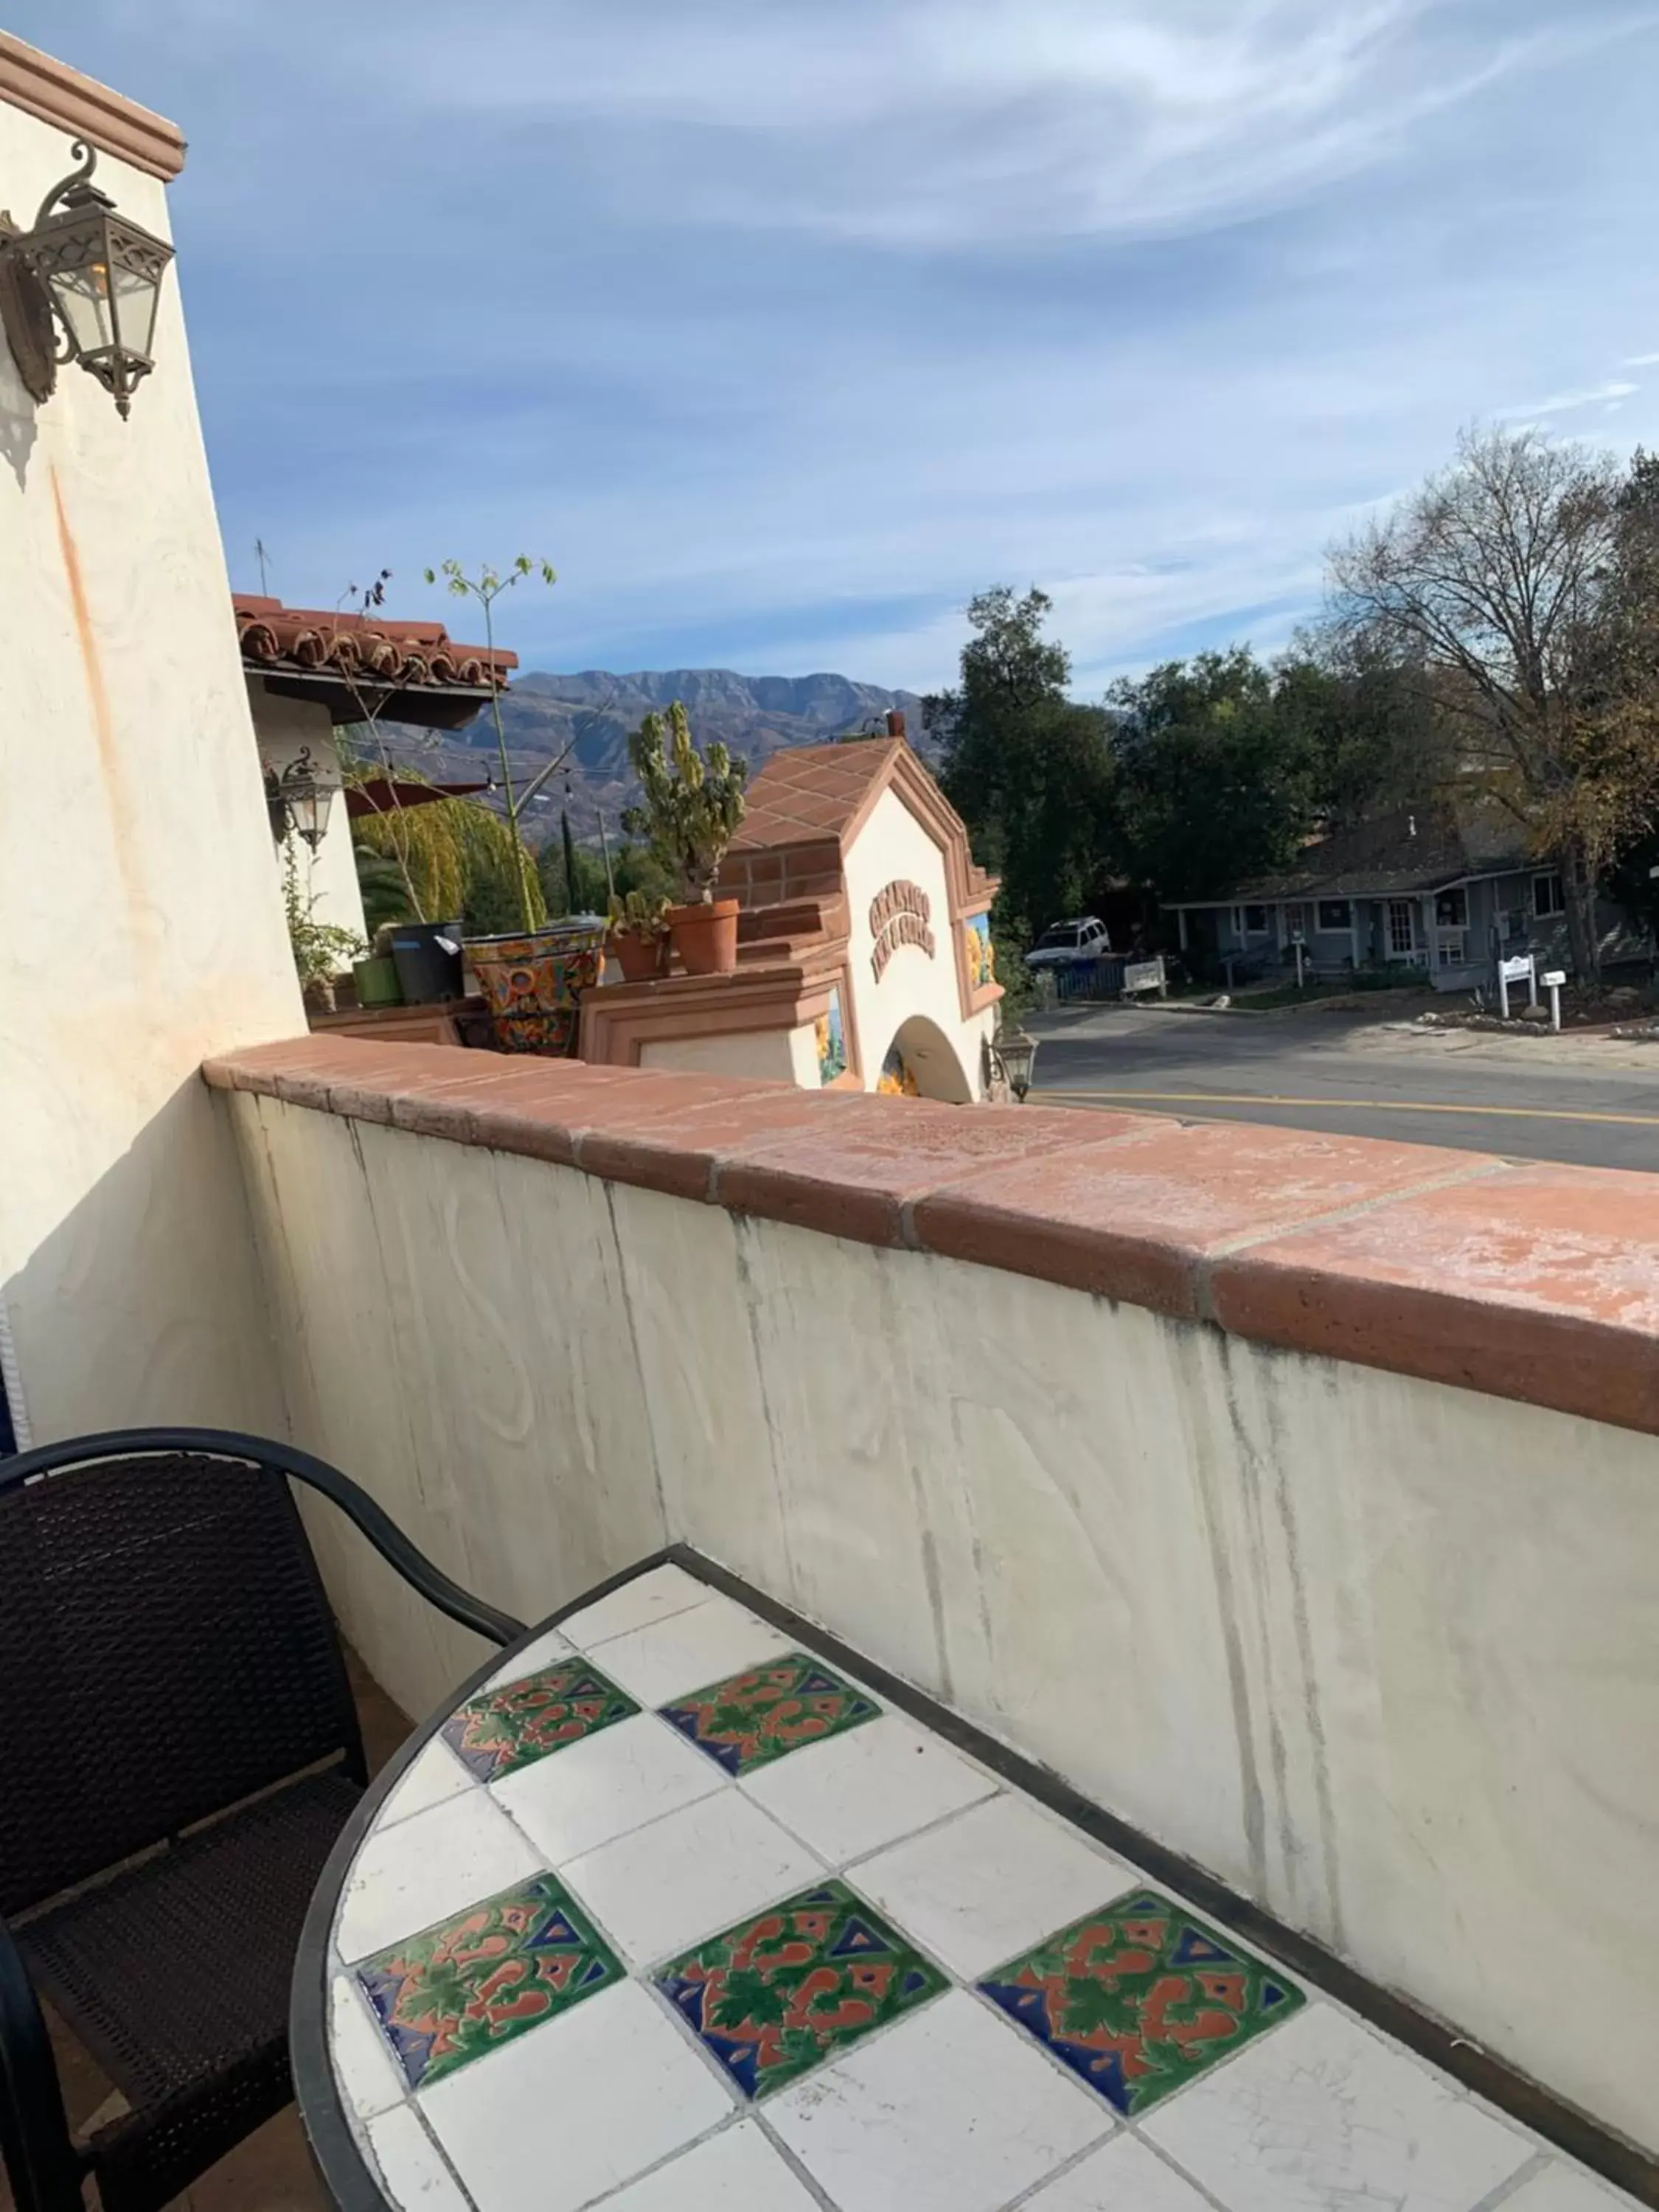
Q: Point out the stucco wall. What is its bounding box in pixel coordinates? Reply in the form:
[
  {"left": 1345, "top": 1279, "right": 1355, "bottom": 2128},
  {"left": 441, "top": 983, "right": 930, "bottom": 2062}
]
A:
[
  {"left": 640, "top": 1027, "right": 801, "bottom": 1083},
  {"left": 221, "top": 1083, "right": 1659, "bottom": 2157},
  {"left": 0, "top": 95, "right": 298, "bottom": 1441},
  {"left": 251, "top": 689, "right": 368, "bottom": 948},
  {"left": 844, "top": 786, "right": 995, "bottom": 1097}
]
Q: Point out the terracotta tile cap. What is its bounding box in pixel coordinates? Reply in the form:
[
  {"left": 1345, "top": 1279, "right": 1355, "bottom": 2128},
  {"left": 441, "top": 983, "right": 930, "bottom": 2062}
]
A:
[
  {"left": 716, "top": 1096, "right": 1136, "bottom": 1250},
  {"left": 1209, "top": 1162, "right": 1659, "bottom": 1430},
  {"left": 912, "top": 1119, "right": 1502, "bottom": 1320}
]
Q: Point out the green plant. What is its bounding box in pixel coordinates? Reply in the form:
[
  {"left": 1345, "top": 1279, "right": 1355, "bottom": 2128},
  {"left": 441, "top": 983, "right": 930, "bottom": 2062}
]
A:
[
  {"left": 607, "top": 888, "right": 671, "bottom": 940},
  {"left": 622, "top": 701, "right": 748, "bottom": 903},
  {"left": 282, "top": 838, "right": 364, "bottom": 985},
  {"left": 424, "top": 555, "right": 557, "bottom": 931}
]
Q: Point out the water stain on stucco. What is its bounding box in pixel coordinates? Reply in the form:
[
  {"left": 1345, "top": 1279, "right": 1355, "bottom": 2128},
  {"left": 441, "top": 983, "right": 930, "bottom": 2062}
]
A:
[{"left": 50, "top": 465, "right": 150, "bottom": 931}]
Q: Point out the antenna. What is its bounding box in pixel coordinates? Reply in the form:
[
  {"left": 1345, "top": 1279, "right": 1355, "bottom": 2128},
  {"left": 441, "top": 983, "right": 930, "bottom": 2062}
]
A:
[{"left": 254, "top": 538, "right": 271, "bottom": 595}]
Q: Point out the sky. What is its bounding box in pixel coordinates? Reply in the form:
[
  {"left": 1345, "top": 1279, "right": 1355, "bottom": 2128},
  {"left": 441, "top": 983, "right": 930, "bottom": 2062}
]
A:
[{"left": 20, "top": 1, "right": 1659, "bottom": 694}]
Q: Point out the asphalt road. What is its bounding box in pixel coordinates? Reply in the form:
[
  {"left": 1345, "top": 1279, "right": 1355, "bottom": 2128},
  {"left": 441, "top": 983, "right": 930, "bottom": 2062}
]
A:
[{"left": 1026, "top": 1001, "right": 1659, "bottom": 1170}]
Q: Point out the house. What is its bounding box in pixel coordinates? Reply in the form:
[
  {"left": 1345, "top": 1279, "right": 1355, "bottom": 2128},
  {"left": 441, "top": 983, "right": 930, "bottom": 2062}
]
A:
[
  {"left": 1166, "top": 800, "right": 1649, "bottom": 990},
  {"left": 582, "top": 732, "right": 1004, "bottom": 1096},
  {"left": 235, "top": 592, "right": 516, "bottom": 944}
]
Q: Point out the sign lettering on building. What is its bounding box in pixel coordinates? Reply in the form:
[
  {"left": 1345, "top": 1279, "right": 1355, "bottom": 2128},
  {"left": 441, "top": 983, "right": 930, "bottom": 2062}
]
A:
[{"left": 869, "top": 880, "right": 935, "bottom": 981}]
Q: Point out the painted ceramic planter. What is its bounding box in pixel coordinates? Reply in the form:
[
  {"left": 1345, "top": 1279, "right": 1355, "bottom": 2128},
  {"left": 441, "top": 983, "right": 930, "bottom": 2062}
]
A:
[
  {"left": 667, "top": 897, "right": 740, "bottom": 977},
  {"left": 469, "top": 922, "right": 605, "bottom": 1054}
]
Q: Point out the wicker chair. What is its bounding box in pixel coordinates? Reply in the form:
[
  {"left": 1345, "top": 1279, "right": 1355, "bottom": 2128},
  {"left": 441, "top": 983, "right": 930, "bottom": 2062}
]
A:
[{"left": 0, "top": 1427, "right": 524, "bottom": 2212}]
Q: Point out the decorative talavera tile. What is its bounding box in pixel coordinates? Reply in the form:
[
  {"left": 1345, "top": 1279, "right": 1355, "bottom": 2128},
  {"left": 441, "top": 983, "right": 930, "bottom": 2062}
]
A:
[
  {"left": 358, "top": 1871, "right": 623, "bottom": 2089},
  {"left": 656, "top": 1879, "right": 947, "bottom": 2098},
  {"left": 659, "top": 1652, "right": 880, "bottom": 1777},
  {"left": 978, "top": 1888, "right": 1303, "bottom": 2117},
  {"left": 440, "top": 1659, "right": 639, "bottom": 1783}
]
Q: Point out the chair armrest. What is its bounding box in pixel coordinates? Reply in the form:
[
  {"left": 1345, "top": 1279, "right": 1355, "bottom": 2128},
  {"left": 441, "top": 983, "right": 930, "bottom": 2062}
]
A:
[
  {"left": 0, "top": 1428, "right": 527, "bottom": 1648},
  {"left": 0, "top": 1916, "right": 84, "bottom": 2212}
]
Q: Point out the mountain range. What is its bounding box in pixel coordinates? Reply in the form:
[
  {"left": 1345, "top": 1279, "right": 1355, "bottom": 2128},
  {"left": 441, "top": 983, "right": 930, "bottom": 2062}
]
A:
[{"left": 406, "top": 668, "right": 931, "bottom": 843}]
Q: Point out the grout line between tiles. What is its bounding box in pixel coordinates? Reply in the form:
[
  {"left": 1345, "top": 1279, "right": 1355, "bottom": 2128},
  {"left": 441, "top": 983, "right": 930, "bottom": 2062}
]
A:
[
  {"left": 1469, "top": 2152, "right": 1557, "bottom": 2211},
  {"left": 994, "top": 2117, "right": 1126, "bottom": 2211}
]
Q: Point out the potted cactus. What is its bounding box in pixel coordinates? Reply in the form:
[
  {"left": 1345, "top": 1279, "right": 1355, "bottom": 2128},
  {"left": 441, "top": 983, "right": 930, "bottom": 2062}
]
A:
[
  {"left": 607, "top": 889, "right": 672, "bottom": 983},
  {"left": 623, "top": 703, "right": 748, "bottom": 976}
]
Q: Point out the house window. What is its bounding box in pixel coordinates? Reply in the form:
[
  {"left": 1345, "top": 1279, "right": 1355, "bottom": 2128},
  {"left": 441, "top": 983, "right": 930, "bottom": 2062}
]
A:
[
  {"left": 1316, "top": 900, "right": 1351, "bottom": 932},
  {"left": 1388, "top": 900, "right": 1416, "bottom": 956},
  {"left": 1242, "top": 904, "right": 1268, "bottom": 935},
  {"left": 1534, "top": 873, "right": 1566, "bottom": 918},
  {"left": 1435, "top": 888, "right": 1468, "bottom": 928}
]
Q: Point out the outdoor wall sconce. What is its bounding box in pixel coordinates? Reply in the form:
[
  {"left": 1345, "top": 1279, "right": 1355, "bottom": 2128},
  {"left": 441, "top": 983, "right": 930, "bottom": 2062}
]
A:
[
  {"left": 265, "top": 749, "right": 337, "bottom": 850},
  {"left": 990, "top": 1025, "right": 1038, "bottom": 1103},
  {"left": 0, "top": 140, "right": 174, "bottom": 420}
]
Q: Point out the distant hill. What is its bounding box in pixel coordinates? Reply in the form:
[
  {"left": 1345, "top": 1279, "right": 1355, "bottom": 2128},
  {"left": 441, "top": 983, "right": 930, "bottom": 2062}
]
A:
[{"left": 403, "top": 667, "right": 931, "bottom": 843}]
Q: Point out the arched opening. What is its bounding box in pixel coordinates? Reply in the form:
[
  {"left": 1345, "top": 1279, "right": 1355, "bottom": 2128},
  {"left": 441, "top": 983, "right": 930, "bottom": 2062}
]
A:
[{"left": 877, "top": 1015, "right": 975, "bottom": 1104}]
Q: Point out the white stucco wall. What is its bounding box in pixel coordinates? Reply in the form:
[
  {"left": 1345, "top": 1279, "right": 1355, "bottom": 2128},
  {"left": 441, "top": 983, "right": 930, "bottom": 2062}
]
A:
[
  {"left": 843, "top": 787, "right": 996, "bottom": 1098},
  {"left": 0, "top": 97, "right": 299, "bottom": 1442},
  {"left": 640, "top": 1028, "right": 799, "bottom": 1082},
  {"left": 251, "top": 689, "right": 367, "bottom": 947},
  {"left": 223, "top": 1089, "right": 1659, "bottom": 2157}
]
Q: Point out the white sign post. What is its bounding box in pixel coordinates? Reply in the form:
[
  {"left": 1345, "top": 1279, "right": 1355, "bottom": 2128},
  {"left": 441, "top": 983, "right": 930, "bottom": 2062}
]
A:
[
  {"left": 1498, "top": 953, "right": 1535, "bottom": 1021},
  {"left": 1540, "top": 968, "right": 1566, "bottom": 1032}
]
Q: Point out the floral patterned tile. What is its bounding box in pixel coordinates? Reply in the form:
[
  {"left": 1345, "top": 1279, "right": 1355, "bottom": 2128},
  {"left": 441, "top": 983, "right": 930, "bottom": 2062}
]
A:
[
  {"left": 358, "top": 1871, "right": 623, "bottom": 2090},
  {"left": 655, "top": 1878, "right": 946, "bottom": 2098},
  {"left": 978, "top": 1888, "right": 1304, "bottom": 2117},
  {"left": 440, "top": 1659, "right": 639, "bottom": 1783},
  {"left": 658, "top": 1652, "right": 880, "bottom": 1777}
]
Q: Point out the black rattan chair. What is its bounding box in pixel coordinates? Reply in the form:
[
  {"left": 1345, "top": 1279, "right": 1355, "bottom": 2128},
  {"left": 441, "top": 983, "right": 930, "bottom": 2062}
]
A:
[{"left": 0, "top": 1427, "right": 524, "bottom": 2212}]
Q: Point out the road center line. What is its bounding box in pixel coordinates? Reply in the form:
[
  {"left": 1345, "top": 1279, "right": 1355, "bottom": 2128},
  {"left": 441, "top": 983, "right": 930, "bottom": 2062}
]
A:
[{"left": 1033, "top": 1088, "right": 1659, "bottom": 1130}]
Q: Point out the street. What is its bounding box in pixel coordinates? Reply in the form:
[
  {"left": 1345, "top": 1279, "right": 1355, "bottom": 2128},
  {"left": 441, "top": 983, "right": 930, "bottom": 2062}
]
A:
[{"left": 1026, "top": 1001, "right": 1659, "bottom": 1170}]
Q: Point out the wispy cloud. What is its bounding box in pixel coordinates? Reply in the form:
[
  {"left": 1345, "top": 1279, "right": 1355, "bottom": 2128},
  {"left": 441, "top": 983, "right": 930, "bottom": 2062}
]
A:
[{"left": 14, "top": 0, "right": 1659, "bottom": 689}]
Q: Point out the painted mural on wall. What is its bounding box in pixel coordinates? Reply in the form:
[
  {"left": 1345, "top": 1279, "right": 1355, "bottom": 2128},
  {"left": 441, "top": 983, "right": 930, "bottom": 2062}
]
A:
[
  {"left": 877, "top": 1043, "right": 920, "bottom": 1097},
  {"left": 964, "top": 912, "right": 995, "bottom": 990},
  {"left": 816, "top": 988, "right": 847, "bottom": 1084}
]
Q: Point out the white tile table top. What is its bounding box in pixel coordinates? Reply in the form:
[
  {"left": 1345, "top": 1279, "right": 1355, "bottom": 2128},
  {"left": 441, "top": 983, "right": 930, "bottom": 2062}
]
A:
[
  {"left": 480, "top": 1626, "right": 576, "bottom": 1691},
  {"left": 766, "top": 1989, "right": 1110, "bottom": 2212},
  {"left": 1143, "top": 2003, "right": 1534, "bottom": 2212},
  {"left": 1023, "top": 2131, "right": 1218, "bottom": 2209},
  {"left": 320, "top": 1564, "right": 1647, "bottom": 2212},
  {"left": 588, "top": 1589, "right": 796, "bottom": 1705},
  {"left": 560, "top": 1785, "right": 823, "bottom": 1966},
  {"left": 852, "top": 1790, "right": 1138, "bottom": 1980},
  {"left": 335, "top": 1788, "right": 546, "bottom": 1964}
]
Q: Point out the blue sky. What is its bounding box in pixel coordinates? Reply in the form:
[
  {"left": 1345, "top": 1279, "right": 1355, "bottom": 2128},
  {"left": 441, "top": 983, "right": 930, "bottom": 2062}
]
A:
[{"left": 21, "top": 1, "right": 1659, "bottom": 692}]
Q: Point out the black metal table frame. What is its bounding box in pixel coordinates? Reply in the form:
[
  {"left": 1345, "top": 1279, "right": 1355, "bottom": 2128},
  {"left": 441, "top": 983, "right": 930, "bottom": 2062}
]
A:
[{"left": 291, "top": 1545, "right": 1655, "bottom": 2210}]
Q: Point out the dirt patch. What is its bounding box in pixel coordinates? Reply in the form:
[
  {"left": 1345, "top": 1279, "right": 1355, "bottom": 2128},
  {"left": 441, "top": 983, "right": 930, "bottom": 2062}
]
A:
[{"left": 1416, "top": 982, "right": 1659, "bottom": 1037}]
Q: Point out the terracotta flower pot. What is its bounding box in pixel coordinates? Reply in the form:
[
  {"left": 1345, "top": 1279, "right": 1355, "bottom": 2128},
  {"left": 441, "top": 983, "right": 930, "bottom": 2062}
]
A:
[
  {"left": 612, "top": 931, "right": 668, "bottom": 984},
  {"left": 667, "top": 898, "right": 740, "bottom": 977}
]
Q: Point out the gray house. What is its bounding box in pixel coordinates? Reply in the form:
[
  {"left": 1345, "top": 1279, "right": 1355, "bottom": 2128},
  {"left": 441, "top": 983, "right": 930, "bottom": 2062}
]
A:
[{"left": 1166, "top": 802, "right": 1648, "bottom": 992}]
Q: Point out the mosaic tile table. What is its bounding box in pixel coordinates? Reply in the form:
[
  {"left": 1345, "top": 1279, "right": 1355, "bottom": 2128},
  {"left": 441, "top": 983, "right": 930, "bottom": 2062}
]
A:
[{"left": 299, "top": 1560, "right": 1640, "bottom": 2212}]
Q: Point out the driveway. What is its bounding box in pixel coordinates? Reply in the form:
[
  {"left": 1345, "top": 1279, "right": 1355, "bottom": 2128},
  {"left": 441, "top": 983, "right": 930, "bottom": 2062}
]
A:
[{"left": 1026, "top": 1001, "right": 1659, "bottom": 1170}]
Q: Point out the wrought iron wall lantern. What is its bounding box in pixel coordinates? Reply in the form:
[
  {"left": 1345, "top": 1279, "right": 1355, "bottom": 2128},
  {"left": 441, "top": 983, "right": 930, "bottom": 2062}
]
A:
[
  {"left": 264, "top": 748, "right": 336, "bottom": 850},
  {"left": 989, "top": 1025, "right": 1038, "bottom": 1103},
  {"left": 0, "top": 140, "right": 174, "bottom": 420}
]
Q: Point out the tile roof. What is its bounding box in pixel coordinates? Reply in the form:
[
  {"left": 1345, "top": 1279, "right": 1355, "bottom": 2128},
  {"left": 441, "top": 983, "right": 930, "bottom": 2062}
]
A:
[
  {"left": 234, "top": 594, "right": 515, "bottom": 696},
  {"left": 1206, "top": 799, "right": 1533, "bottom": 904},
  {"left": 728, "top": 739, "right": 902, "bottom": 852}
]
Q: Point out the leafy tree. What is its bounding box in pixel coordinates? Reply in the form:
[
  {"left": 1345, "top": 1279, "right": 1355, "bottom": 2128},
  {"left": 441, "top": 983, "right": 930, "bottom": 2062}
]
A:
[
  {"left": 353, "top": 792, "right": 545, "bottom": 934},
  {"left": 925, "top": 587, "right": 1116, "bottom": 942},
  {"left": 1107, "top": 648, "right": 1319, "bottom": 901},
  {"left": 536, "top": 832, "right": 609, "bottom": 918},
  {"left": 1326, "top": 426, "right": 1658, "bottom": 979}
]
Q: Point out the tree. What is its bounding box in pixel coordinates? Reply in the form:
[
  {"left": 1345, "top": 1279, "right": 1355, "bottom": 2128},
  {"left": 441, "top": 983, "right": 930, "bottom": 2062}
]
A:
[
  {"left": 1326, "top": 426, "right": 1655, "bottom": 979},
  {"left": 352, "top": 790, "right": 546, "bottom": 934},
  {"left": 1107, "top": 648, "right": 1319, "bottom": 901},
  {"left": 925, "top": 587, "right": 1116, "bottom": 942}
]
